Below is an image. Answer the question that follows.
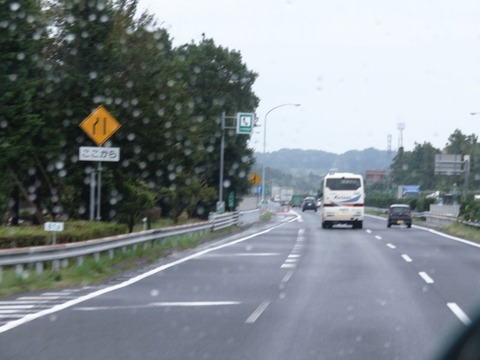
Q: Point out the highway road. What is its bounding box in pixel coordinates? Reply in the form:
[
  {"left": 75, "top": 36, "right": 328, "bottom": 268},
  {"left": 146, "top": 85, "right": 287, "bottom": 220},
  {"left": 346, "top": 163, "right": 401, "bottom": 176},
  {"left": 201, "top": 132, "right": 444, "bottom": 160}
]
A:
[{"left": 1, "top": 212, "right": 480, "bottom": 359}]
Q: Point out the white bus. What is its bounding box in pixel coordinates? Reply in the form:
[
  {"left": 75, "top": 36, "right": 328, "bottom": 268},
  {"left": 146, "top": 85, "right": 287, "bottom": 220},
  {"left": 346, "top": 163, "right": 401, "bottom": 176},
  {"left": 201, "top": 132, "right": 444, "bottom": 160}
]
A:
[{"left": 319, "top": 172, "right": 365, "bottom": 229}]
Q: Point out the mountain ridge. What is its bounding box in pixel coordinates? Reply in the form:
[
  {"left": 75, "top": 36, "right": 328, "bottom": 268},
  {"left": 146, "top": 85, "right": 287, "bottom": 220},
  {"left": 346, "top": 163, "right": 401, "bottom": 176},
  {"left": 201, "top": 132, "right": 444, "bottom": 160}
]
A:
[{"left": 254, "top": 147, "right": 394, "bottom": 176}]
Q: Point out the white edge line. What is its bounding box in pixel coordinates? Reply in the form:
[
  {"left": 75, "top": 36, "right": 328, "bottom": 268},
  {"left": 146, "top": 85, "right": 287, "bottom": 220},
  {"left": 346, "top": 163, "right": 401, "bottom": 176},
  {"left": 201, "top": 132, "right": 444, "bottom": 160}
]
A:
[
  {"left": 364, "top": 214, "right": 480, "bottom": 249},
  {"left": 0, "top": 224, "right": 283, "bottom": 334},
  {"left": 427, "top": 228, "right": 480, "bottom": 249},
  {"left": 447, "top": 303, "right": 472, "bottom": 326},
  {"left": 245, "top": 301, "right": 270, "bottom": 324}
]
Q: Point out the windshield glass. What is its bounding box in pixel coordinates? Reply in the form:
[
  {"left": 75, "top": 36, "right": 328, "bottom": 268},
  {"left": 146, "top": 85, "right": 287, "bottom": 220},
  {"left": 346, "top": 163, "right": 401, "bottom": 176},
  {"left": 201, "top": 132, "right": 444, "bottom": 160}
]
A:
[
  {"left": 326, "top": 178, "right": 361, "bottom": 191},
  {"left": 390, "top": 206, "right": 410, "bottom": 214},
  {"left": 2, "top": 1, "right": 480, "bottom": 360}
]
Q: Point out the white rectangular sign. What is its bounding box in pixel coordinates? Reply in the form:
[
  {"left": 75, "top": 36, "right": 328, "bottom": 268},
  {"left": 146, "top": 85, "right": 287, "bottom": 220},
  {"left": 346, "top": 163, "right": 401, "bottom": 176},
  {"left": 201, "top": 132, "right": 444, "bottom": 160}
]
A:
[
  {"left": 44, "top": 222, "right": 64, "bottom": 232},
  {"left": 79, "top": 146, "right": 120, "bottom": 162}
]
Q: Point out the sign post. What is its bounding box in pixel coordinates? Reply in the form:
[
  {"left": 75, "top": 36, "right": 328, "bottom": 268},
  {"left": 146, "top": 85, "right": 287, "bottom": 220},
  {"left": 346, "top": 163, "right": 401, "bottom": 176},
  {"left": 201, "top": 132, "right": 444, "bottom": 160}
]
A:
[
  {"left": 79, "top": 106, "right": 121, "bottom": 221},
  {"left": 44, "top": 222, "right": 64, "bottom": 245},
  {"left": 218, "top": 111, "right": 256, "bottom": 213}
]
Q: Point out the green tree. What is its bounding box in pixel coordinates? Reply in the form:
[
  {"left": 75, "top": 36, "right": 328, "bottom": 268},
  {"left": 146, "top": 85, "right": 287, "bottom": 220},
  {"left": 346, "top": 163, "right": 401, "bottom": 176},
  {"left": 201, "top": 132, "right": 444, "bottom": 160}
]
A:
[
  {"left": 0, "top": 0, "right": 48, "bottom": 224},
  {"left": 390, "top": 143, "right": 439, "bottom": 191},
  {"left": 175, "top": 37, "right": 259, "bottom": 208},
  {"left": 115, "top": 179, "right": 155, "bottom": 232}
]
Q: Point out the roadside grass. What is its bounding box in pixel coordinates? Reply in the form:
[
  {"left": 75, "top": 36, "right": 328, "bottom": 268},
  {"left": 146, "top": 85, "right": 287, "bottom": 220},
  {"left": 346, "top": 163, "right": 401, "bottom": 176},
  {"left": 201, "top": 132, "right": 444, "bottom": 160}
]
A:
[
  {"left": 260, "top": 211, "right": 273, "bottom": 221},
  {"left": 0, "top": 225, "right": 240, "bottom": 298},
  {"left": 443, "top": 222, "right": 480, "bottom": 244}
]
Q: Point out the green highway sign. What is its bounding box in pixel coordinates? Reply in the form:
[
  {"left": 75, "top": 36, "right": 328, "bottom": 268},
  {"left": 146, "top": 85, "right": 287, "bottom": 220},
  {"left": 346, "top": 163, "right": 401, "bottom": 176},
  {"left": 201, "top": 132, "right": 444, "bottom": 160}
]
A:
[{"left": 236, "top": 112, "right": 254, "bottom": 135}]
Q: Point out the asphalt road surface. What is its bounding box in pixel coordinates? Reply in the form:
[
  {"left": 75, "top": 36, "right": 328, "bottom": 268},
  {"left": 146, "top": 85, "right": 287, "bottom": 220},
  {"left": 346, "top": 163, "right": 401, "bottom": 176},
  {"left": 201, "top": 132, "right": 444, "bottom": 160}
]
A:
[{"left": 1, "top": 212, "right": 480, "bottom": 360}]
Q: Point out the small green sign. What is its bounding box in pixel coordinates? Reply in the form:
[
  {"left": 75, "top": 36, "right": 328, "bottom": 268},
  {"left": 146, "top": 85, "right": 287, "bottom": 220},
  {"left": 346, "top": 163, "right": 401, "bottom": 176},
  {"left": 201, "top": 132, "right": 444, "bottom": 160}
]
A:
[
  {"left": 236, "top": 113, "right": 254, "bottom": 135},
  {"left": 216, "top": 201, "right": 225, "bottom": 214},
  {"left": 228, "top": 192, "right": 235, "bottom": 208}
]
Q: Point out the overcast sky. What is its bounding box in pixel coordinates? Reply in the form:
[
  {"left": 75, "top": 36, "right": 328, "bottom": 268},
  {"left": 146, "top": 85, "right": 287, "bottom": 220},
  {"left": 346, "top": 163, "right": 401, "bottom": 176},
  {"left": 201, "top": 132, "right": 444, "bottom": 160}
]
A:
[{"left": 138, "top": 0, "right": 480, "bottom": 155}]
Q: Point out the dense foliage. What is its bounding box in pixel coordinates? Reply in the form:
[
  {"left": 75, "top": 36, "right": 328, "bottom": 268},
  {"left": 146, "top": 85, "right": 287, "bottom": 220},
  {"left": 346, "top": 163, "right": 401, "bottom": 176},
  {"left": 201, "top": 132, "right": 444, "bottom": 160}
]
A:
[{"left": 1, "top": 0, "right": 258, "bottom": 227}]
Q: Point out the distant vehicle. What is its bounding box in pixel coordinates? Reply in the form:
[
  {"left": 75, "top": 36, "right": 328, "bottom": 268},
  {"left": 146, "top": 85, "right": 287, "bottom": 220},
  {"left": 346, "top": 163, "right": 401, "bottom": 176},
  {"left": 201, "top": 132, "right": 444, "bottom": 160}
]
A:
[
  {"left": 387, "top": 204, "right": 412, "bottom": 228},
  {"left": 302, "top": 196, "right": 317, "bottom": 212},
  {"left": 279, "top": 187, "right": 294, "bottom": 203},
  {"left": 320, "top": 172, "right": 364, "bottom": 229},
  {"left": 291, "top": 194, "right": 306, "bottom": 207}
]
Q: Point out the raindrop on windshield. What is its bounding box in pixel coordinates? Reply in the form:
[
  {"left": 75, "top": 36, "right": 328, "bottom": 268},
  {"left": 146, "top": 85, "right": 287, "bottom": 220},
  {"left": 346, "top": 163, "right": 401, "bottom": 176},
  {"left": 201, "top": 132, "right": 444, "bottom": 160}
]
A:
[{"left": 10, "top": 3, "right": 20, "bottom": 11}]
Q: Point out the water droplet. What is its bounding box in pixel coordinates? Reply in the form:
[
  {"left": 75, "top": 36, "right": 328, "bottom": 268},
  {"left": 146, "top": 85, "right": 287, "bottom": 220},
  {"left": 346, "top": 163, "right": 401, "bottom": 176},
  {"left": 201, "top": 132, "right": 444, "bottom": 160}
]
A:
[{"left": 10, "top": 3, "right": 20, "bottom": 11}]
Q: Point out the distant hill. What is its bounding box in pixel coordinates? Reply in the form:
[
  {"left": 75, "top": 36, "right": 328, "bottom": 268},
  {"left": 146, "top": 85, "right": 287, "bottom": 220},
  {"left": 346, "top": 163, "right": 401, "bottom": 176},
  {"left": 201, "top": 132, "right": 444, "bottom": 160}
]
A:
[{"left": 254, "top": 148, "right": 394, "bottom": 176}]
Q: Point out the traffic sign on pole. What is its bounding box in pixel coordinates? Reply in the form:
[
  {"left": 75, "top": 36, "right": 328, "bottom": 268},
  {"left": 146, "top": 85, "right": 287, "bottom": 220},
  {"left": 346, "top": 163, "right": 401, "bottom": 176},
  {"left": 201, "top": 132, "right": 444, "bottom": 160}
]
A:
[
  {"left": 248, "top": 172, "right": 261, "bottom": 186},
  {"left": 79, "top": 146, "right": 120, "bottom": 162},
  {"left": 80, "top": 105, "right": 121, "bottom": 146},
  {"left": 236, "top": 113, "right": 254, "bottom": 135}
]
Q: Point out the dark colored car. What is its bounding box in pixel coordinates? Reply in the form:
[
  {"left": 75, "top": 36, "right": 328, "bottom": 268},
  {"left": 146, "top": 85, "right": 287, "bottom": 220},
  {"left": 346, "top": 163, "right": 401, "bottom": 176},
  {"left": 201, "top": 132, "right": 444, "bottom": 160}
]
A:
[
  {"left": 302, "top": 196, "right": 317, "bottom": 212},
  {"left": 387, "top": 204, "right": 412, "bottom": 228}
]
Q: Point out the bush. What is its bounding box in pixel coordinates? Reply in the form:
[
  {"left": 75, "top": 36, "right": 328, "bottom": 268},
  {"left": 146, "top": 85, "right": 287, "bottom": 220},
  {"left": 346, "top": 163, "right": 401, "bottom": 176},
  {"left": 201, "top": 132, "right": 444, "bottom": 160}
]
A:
[
  {"left": 459, "top": 199, "right": 480, "bottom": 222},
  {"left": 0, "top": 221, "right": 128, "bottom": 249}
]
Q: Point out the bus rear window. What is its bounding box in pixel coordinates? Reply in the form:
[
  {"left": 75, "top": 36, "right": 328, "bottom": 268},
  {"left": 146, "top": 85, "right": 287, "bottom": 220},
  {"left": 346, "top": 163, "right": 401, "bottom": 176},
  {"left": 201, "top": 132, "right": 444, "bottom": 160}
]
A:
[{"left": 326, "top": 178, "right": 361, "bottom": 191}]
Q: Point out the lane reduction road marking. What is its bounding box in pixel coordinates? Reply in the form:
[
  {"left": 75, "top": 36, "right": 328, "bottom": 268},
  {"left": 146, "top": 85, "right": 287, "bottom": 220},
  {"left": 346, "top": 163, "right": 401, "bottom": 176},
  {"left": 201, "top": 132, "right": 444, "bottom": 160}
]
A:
[
  {"left": 447, "top": 303, "right": 472, "bottom": 326},
  {"left": 419, "top": 272, "right": 434, "bottom": 284},
  {"left": 401, "top": 254, "right": 413, "bottom": 263},
  {"left": 0, "top": 223, "right": 289, "bottom": 334},
  {"left": 245, "top": 301, "right": 270, "bottom": 324},
  {"left": 74, "top": 301, "right": 242, "bottom": 312},
  {"left": 282, "top": 270, "right": 294, "bottom": 283}
]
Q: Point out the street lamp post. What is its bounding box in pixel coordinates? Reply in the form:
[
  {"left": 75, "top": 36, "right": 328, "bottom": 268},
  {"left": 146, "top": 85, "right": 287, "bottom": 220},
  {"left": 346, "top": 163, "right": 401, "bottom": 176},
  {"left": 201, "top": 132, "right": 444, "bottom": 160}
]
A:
[{"left": 261, "top": 103, "right": 301, "bottom": 203}]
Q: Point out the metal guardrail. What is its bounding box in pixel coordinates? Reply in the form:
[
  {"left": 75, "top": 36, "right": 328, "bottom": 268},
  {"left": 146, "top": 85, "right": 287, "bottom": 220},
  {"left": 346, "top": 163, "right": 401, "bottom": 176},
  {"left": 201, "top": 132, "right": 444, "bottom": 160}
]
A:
[
  {"left": 0, "top": 212, "right": 243, "bottom": 283},
  {"left": 365, "top": 206, "right": 460, "bottom": 227}
]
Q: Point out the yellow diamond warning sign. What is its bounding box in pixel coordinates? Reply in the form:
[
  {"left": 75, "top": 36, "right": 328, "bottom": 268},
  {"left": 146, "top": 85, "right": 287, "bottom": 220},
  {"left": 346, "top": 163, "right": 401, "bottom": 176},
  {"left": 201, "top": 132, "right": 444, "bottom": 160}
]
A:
[
  {"left": 248, "top": 172, "right": 261, "bottom": 186},
  {"left": 80, "top": 105, "right": 121, "bottom": 146}
]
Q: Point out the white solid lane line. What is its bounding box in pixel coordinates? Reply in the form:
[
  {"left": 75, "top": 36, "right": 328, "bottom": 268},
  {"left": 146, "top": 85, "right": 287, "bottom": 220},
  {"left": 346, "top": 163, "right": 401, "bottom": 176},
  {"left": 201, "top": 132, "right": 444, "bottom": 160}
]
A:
[
  {"left": 17, "top": 296, "right": 60, "bottom": 300},
  {"left": 75, "top": 301, "right": 242, "bottom": 311},
  {"left": 0, "top": 305, "right": 35, "bottom": 310},
  {"left": 419, "top": 272, "right": 434, "bottom": 284},
  {"left": 401, "top": 254, "right": 413, "bottom": 263},
  {"left": 245, "top": 301, "right": 270, "bottom": 324},
  {"left": 447, "top": 303, "right": 472, "bottom": 326},
  {"left": 202, "top": 253, "right": 280, "bottom": 257}
]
